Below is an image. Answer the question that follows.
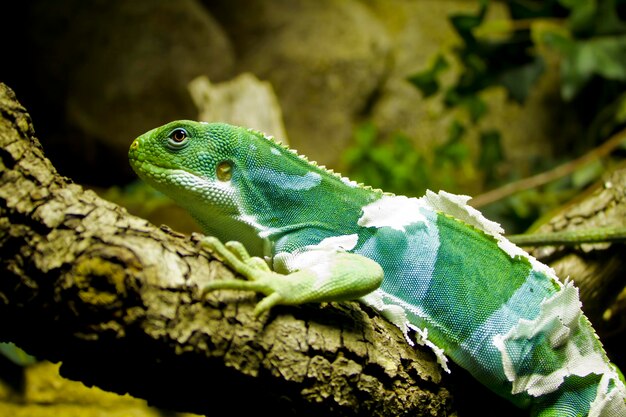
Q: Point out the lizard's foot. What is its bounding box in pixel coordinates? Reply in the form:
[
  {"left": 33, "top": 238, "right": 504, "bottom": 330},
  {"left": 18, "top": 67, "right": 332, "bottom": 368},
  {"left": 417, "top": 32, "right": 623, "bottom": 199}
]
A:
[
  {"left": 200, "top": 236, "right": 384, "bottom": 317},
  {"left": 200, "top": 236, "right": 280, "bottom": 315},
  {"left": 200, "top": 236, "right": 270, "bottom": 279}
]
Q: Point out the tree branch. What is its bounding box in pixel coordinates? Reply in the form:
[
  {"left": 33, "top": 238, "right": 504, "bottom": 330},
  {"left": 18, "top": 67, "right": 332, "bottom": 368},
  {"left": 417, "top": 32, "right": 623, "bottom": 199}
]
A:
[
  {"left": 0, "top": 83, "right": 452, "bottom": 416},
  {"left": 470, "top": 127, "right": 626, "bottom": 208},
  {"left": 525, "top": 166, "right": 626, "bottom": 343}
]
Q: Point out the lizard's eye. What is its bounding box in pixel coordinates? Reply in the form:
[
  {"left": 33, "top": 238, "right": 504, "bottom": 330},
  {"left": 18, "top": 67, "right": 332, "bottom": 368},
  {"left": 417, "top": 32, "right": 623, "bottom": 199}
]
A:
[{"left": 167, "top": 128, "right": 189, "bottom": 149}]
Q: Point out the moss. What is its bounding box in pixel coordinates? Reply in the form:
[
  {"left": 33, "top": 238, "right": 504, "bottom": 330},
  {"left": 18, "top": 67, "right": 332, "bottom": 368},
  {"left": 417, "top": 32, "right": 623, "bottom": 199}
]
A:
[
  {"left": 0, "top": 361, "right": 201, "bottom": 417},
  {"left": 72, "top": 257, "right": 128, "bottom": 307}
]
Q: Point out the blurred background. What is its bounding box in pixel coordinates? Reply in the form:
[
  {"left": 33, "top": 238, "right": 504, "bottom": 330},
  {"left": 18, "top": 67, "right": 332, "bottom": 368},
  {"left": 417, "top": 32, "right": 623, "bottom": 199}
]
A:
[
  {"left": 1, "top": 1, "right": 626, "bottom": 416},
  {"left": 3, "top": 0, "right": 626, "bottom": 231}
]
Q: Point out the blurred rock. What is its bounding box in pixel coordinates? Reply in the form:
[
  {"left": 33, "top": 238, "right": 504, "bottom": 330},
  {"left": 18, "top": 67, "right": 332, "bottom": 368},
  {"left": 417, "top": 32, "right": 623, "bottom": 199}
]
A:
[
  {"left": 24, "top": 0, "right": 235, "bottom": 184},
  {"left": 188, "top": 73, "right": 288, "bottom": 143},
  {"left": 0, "top": 0, "right": 577, "bottom": 191},
  {"left": 206, "top": 0, "right": 391, "bottom": 165}
]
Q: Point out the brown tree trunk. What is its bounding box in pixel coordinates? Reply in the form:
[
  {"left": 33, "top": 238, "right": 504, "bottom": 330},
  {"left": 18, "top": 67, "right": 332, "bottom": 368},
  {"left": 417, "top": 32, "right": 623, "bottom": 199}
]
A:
[{"left": 0, "top": 82, "right": 453, "bottom": 416}]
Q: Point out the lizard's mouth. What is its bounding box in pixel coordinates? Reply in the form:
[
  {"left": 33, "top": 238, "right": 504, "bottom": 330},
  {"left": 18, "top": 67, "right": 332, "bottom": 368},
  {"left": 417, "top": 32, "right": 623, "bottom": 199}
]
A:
[
  {"left": 129, "top": 142, "right": 176, "bottom": 173},
  {"left": 129, "top": 158, "right": 171, "bottom": 181},
  {"left": 128, "top": 148, "right": 195, "bottom": 183},
  {"left": 129, "top": 157, "right": 239, "bottom": 211}
]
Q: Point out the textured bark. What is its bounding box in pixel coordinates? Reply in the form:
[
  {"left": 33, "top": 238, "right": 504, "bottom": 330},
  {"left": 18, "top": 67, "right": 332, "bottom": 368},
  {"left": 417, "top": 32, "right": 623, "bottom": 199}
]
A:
[
  {"left": 529, "top": 167, "right": 626, "bottom": 356},
  {"left": 0, "top": 83, "right": 452, "bottom": 416}
]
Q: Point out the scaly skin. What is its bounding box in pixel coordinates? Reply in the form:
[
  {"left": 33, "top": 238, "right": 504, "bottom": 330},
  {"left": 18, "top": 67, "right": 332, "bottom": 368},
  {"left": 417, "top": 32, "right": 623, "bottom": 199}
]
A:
[{"left": 129, "top": 120, "right": 626, "bottom": 416}]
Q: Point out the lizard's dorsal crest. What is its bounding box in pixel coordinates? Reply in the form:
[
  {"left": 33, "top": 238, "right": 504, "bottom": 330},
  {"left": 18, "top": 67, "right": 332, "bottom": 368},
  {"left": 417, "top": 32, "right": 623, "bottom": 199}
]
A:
[{"left": 246, "top": 127, "right": 390, "bottom": 197}]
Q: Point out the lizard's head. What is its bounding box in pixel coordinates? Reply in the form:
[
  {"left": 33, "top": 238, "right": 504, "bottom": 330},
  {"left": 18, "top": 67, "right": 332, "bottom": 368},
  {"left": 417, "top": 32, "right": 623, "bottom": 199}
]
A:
[
  {"left": 129, "top": 120, "right": 257, "bottom": 242},
  {"left": 130, "top": 119, "right": 371, "bottom": 256},
  {"left": 129, "top": 120, "right": 237, "bottom": 207}
]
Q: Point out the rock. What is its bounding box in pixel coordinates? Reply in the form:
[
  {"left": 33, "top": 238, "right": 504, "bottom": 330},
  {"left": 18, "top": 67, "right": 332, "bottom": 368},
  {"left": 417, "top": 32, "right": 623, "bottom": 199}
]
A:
[
  {"left": 188, "top": 73, "right": 288, "bottom": 144},
  {"left": 2, "top": 0, "right": 580, "bottom": 192},
  {"left": 26, "top": 0, "right": 235, "bottom": 184},
  {"left": 206, "top": 0, "right": 391, "bottom": 166}
]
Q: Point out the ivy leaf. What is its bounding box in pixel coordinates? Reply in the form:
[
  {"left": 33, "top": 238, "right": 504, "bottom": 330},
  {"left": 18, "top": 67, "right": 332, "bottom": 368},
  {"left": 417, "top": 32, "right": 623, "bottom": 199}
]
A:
[
  {"left": 449, "top": 0, "right": 489, "bottom": 44},
  {"left": 465, "top": 95, "right": 488, "bottom": 123},
  {"left": 508, "top": 0, "right": 568, "bottom": 20},
  {"left": 435, "top": 120, "right": 470, "bottom": 167},
  {"left": 559, "top": 0, "right": 626, "bottom": 36},
  {"left": 342, "top": 122, "right": 377, "bottom": 168},
  {"left": 478, "top": 129, "right": 504, "bottom": 183},
  {"left": 544, "top": 31, "right": 626, "bottom": 100},
  {"left": 408, "top": 54, "right": 450, "bottom": 98},
  {"left": 559, "top": 0, "right": 597, "bottom": 35},
  {"left": 445, "top": 0, "right": 544, "bottom": 109},
  {"left": 497, "top": 57, "right": 546, "bottom": 103}
]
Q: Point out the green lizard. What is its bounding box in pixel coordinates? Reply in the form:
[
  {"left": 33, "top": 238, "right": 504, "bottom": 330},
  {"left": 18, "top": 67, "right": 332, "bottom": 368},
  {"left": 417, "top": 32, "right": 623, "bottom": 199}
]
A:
[{"left": 129, "top": 120, "right": 626, "bottom": 416}]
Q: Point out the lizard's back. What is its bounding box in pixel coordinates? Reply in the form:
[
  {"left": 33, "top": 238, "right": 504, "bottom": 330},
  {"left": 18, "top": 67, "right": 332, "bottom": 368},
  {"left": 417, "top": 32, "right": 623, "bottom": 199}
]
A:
[{"left": 350, "top": 192, "right": 625, "bottom": 415}]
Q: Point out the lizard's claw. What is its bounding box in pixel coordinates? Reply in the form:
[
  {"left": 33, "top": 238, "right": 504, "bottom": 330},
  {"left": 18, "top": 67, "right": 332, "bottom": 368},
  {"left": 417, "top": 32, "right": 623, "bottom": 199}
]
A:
[
  {"left": 200, "top": 236, "right": 270, "bottom": 278},
  {"left": 201, "top": 236, "right": 281, "bottom": 315}
]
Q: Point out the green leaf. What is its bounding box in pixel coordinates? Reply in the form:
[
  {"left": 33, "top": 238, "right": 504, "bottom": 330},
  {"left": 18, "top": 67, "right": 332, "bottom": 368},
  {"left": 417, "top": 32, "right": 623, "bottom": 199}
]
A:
[
  {"left": 559, "top": 0, "right": 597, "bottom": 34},
  {"left": 479, "top": 129, "right": 504, "bottom": 164},
  {"left": 544, "top": 32, "right": 626, "bottom": 100},
  {"left": 497, "top": 57, "right": 546, "bottom": 103},
  {"left": 508, "top": 0, "right": 568, "bottom": 20},
  {"left": 449, "top": 0, "right": 489, "bottom": 44},
  {"left": 478, "top": 129, "right": 504, "bottom": 183},
  {"left": 408, "top": 54, "right": 450, "bottom": 98},
  {"left": 468, "top": 95, "right": 488, "bottom": 123},
  {"left": 435, "top": 120, "right": 470, "bottom": 167},
  {"left": 559, "top": 0, "right": 626, "bottom": 36},
  {"left": 343, "top": 122, "right": 378, "bottom": 167},
  {"left": 354, "top": 122, "right": 377, "bottom": 147},
  {"left": 585, "top": 36, "right": 626, "bottom": 80},
  {"left": 447, "top": 119, "right": 466, "bottom": 143}
]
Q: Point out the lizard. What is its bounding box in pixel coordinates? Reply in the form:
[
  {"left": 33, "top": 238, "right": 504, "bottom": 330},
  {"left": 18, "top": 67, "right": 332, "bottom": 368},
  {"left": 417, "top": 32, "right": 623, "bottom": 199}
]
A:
[{"left": 128, "top": 120, "right": 626, "bottom": 416}]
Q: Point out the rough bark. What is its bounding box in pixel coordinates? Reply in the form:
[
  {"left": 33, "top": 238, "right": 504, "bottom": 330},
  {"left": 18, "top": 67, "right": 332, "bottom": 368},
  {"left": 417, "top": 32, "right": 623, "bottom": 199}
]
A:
[
  {"left": 529, "top": 166, "right": 626, "bottom": 364},
  {"left": 0, "top": 83, "right": 452, "bottom": 416}
]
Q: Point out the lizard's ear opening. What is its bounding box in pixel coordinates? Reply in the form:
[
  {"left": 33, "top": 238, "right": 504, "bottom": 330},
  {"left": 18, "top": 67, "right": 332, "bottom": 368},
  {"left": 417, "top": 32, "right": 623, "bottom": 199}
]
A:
[{"left": 216, "top": 161, "right": 233, "bottom": 181}]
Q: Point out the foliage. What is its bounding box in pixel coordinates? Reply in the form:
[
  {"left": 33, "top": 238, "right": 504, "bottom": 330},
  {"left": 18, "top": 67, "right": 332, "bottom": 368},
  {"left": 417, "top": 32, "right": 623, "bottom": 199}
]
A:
[
  {"left": 344, "top": 0, "right": 626, "bottom": 231},
  {"left": 343, "top": 122, "right": 477, "bottom": 197}
]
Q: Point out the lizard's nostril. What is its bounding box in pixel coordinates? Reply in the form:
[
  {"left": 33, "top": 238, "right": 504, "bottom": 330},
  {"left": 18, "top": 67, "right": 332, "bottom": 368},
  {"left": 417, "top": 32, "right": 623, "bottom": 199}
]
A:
[{"left": 130, "top": 140, "right": 139, "bottom": 150}]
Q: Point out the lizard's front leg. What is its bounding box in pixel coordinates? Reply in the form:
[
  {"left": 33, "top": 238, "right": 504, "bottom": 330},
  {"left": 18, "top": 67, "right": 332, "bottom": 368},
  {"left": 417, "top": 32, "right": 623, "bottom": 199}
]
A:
[{"left": 200, "top": 237, "right": 384, "bottom": 316}]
